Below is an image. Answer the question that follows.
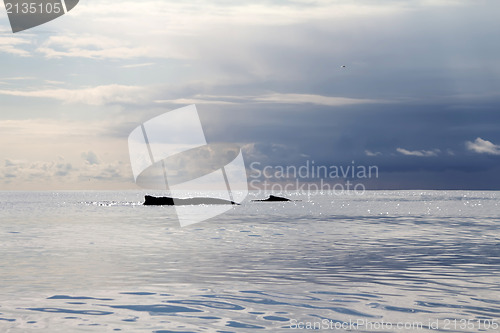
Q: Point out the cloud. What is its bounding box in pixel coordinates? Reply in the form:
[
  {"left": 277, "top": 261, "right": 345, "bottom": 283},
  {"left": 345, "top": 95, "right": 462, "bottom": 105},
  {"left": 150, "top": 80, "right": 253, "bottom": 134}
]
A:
[
  {"left": 69, "top": 1, "right": 406, "bottom": 32},
  {"left": 252, "top": 93, "right": 386, "bottom": 106},
  {"left": 0, "top": 83, "right": 388, "bottom": 107},
  {"left": 2, "top": 0, "right": 500, "bottom": 191},
  {"left": 0, "top": 119, "right": 109, "bottom": 138},
  {"left": 1, "top": 76, "right": 37, "bottom": 81},
  {"left": 155, "top": 98, "right": 237, "bottom": 106},
  {"left": 77, "top": 160, "right": 130, "bottom": 182},
  {"left": 5, "top": 159, "right": 23, "bottom": 167},
  {"left": 0, "top": 36, "right": 31, "bottom": 57},
  {"left": 121, "top": 62, "right": 155, "bottom": 69},
  {"left": 157, "top": 93, "right": 387, "bottom": 107},
  {"left": 44, "top": 80, "right": 65, "bottom": 85},
  {"left": 27, "top": 1, "right": 413, "bottom": 61},
  {"left": 82, "top": 151, "right": 100, "bottom": 165},
  {"left": 0, "top": 84, "right": 153, "bottom": 105},
  {"left": 0, "top": 118, "right": 134, "bottom": 189},
  {"left": 419, "top": 0, "right": 465, "bottom": 6},
  {"left": 397, "top": 148, "right": 441, "bottom": 157},
  {"left": 36, "top": 35, "right": 157, "bottom": 60},
  {"left": 0, "top": 157, "right": 131, "bottom": 188},
  {"left": 55, "top": 163, "right": 73, "bottom": 177},
  {"left": 241, "top": 142, "right": 302, "bottom": 166},
  {"left": 1, "top": 159, "right": 76, "bottom": 181},
  {"left": 466, "top": 137, "right": 500, "bottom": 155},
  {"left": 365, "top": 150, "right": 382, "bottom": 156}
]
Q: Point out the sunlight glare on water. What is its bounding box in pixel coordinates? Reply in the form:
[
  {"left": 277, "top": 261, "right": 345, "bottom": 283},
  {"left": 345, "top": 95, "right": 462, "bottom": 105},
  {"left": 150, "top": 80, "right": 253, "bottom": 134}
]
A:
[{"left": 0, "top": 190, "right": 499, "bottom": 332}]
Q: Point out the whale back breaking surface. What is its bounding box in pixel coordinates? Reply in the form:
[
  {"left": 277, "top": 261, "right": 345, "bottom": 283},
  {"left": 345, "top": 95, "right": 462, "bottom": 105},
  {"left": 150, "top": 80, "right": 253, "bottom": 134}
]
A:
[
  {"left": 143, "top": 195, "right": 237, "bottom": 206},
  {"left": 251, "top": 195, "right": 293, "bottom": 202}
]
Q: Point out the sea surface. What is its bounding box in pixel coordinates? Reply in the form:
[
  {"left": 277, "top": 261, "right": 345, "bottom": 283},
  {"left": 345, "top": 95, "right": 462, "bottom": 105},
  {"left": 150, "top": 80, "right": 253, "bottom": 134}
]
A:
[{"left": 0, "top": 190, "right": 499, "bottom": 332}]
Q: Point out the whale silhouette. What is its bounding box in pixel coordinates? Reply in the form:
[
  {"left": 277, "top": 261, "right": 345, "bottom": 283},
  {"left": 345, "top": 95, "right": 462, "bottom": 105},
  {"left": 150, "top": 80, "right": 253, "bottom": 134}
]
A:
[
  {"left": 143, "top": 195, "right": 238, "bottom": 206},
  {"left": 252, "top": 195, "right": 297, "bottom": 202}
]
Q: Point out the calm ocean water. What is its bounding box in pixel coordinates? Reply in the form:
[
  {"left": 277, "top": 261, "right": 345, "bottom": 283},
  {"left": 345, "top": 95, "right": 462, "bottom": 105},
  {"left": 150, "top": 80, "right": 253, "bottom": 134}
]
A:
[{"left": 0, "top": 190, "right": 499, "bottom": 332}]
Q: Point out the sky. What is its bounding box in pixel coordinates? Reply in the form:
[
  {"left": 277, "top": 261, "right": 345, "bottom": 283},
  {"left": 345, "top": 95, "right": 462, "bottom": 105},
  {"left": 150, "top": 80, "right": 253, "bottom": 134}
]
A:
[{"left": 1, "top": 0, "right": 500, "bottom": 190}]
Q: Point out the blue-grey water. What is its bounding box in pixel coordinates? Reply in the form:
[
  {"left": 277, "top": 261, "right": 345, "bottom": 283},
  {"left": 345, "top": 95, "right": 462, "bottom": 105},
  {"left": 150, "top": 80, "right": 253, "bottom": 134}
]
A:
[{"left": 0, "top": 191, "right": 499, "bottom": 332}]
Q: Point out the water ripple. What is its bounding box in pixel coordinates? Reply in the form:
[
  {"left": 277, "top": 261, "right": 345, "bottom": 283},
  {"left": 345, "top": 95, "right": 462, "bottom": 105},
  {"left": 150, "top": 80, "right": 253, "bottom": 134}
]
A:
[
  {"left": 108, "top": 304, "right": 203, "bottom": 315},
  {"left": 167, "top": 299, "right": 244, "bottom": 311},
  {"left": 1, "top": 191, "right": 499, "bottom": 332},
  {"left": 26, "top": 308, "right": 113, "bottom": 316}
]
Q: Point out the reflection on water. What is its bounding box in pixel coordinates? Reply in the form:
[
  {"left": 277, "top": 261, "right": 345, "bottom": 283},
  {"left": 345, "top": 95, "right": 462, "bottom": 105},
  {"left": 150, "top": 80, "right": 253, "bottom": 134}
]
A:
[
  {"left": 3, "top": 284, "right": 500, "bottom": 332},
  {"left": 0, "top": 191, "right": 499, "bottom": 332}
]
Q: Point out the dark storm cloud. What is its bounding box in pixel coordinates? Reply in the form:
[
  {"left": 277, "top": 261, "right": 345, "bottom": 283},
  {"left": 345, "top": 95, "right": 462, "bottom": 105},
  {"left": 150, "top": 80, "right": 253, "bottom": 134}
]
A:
[
  {"left": 109, "top": 0, "right": 500, "bottom": 189},
  {"left": 195, "top": 94, "right": 500, "bottom": 189},
  {"left": 4, "top": 1, "right": 499, "bottom": 189},
  {"left": 180, "top": 1, "right": 500, "bottom": 189},
  {"left": 183, "top": 2, "right": 500, "bottom": 101}
]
